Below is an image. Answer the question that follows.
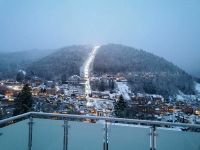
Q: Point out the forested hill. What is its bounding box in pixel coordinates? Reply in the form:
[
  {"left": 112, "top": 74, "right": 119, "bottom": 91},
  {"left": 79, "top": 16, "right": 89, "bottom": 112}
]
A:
[
  {"left": 94, "top": 44, "right": 183, "bottom": 74},
  {"left": 0, "top": 43, "right": 197, "bottom": 97},
  {"left": 93, "top": 44, "right": 195, "bottom": 97},
  {"left": 0, "top": 49, "right": 56, "bottom": 79},
  {"left": 27, "top": 45, "right": 92, "bottom": 80}
]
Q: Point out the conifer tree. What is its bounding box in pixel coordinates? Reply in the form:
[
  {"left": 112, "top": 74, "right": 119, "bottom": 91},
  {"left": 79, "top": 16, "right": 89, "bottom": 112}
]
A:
[
  {"left": 114, "top": 95, "right": 127, "bottom": 118},
  {"left": 14, "top": 84, "right": 32, "bottom": 115}
]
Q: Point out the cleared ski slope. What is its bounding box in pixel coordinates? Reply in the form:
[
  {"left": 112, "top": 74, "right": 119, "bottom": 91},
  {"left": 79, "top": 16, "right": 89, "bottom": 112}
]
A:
[{"left": 84, "top": 46, "right": 100, "bottom": 99}]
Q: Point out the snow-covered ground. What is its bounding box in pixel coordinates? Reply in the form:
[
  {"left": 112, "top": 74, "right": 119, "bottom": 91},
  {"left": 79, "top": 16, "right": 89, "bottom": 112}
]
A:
[
  {"left": 83, "top": 46, "right": 100, "bottom": 98},
  {"left": 86, "top": 99, "right": 113, "bottom": 110},
  {"left": 195, "top": 82, "right": 200, "bottom": 94},
  {"left": 116, "top": 82, "right": 131, "bottom": 100},
  {"left": 176, "top": 90, "right": 197, "bottom": 102},
  {"left": 176, "top": 82, "right": 200, "bottom": 102}
]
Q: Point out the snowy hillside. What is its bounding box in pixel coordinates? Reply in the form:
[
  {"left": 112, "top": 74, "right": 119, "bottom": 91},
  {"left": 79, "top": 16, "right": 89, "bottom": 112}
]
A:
[{"left": 195, "top": 82, "right": 200, "bottom": 94}]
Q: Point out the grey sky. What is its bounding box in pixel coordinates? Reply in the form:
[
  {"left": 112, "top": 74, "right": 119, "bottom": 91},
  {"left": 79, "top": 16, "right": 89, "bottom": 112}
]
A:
[{"left": 0, "top": 0, "right": 199, "bottom": 77}]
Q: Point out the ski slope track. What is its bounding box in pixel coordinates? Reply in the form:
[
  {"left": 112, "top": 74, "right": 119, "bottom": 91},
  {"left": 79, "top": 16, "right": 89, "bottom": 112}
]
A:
[{"left": 84, "top": 46, "right": 100, "bottom": 99}]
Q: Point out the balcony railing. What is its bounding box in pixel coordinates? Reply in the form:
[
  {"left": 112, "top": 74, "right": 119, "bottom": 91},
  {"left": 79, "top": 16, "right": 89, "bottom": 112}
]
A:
[{"left": 0, "top": 112, "right": 200, "bottom": 150}]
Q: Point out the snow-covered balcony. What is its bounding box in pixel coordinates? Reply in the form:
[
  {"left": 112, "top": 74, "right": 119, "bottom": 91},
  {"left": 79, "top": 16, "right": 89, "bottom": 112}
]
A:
[{"left": 0, "top": 112, "right": 200, "bottom": 150}]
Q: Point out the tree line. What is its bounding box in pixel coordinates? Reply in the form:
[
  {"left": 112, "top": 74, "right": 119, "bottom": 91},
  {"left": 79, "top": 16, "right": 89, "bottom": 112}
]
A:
[{"left": 93, "top": 44, "right": 195, "bottom": 98}]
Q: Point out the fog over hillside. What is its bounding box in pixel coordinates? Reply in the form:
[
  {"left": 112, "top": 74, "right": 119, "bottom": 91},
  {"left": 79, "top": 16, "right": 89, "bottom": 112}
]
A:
[
  {"left": 93, "top": 44, "right": 196, "bottom": 98},
  {"left": 27, "top": 45, "right": 92, "bottom": 80},
  {"left": 0, "top": 49, "right": 56, "bottom": 79},
  {"left": 0, "top": 0, "right": 199, "bottom": 78}
]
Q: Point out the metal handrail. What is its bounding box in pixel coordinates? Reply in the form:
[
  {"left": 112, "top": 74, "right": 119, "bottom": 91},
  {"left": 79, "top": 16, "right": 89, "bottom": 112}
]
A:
[
  {"left": 0, "top": 112, "right": 31, "bottom": 125},
  {"left": 1, "top": 112, "right": 200, "bottom": 129}
]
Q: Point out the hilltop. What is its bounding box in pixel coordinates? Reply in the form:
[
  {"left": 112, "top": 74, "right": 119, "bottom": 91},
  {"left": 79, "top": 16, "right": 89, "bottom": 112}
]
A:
[
  {"left": 93, "top": 44, "right": 196, "bottom": 98},
  {"left": 27, "top": 45, "right": 92, "bottom": 80},
  {"left": 0, "top": 49, "right": 56, "bottom": 79}
]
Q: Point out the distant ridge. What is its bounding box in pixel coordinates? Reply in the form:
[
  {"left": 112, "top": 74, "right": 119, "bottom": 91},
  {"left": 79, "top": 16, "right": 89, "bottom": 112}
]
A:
[
  {"left": 26, "top": 45, "right": 92, "bottom": 80},
  {"left": 93, "top": 44, "right": 195, "bottom": 97},
  {"left": 0, "top": 43, "right": 197, "bottom": 98},
  {"left": 0, "top": 49, "right": 56, "bottom": 79}
]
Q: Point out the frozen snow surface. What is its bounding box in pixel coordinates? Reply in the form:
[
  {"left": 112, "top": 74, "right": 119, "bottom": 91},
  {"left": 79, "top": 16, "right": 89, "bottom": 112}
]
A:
[
  {"left": 84, "top": 46, "right": 100, "bottom": 98},
  {"left": 195, "top": 82, "right": 200, "bottom": 94},
  {"left": 116, "top": 82, "right": 131, "bottom": 100},
  {"left": 176, "top": 91, "right": 196, "bottom": 101}
]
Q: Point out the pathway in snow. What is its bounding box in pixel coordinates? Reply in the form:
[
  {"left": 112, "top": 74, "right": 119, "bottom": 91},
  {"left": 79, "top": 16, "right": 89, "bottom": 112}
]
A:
[
  {"left": 116, "top": 82, "right": 131, "bottom": 100},
  {"left": 84, "top": 46, "right": 100, "bottom": 99}
]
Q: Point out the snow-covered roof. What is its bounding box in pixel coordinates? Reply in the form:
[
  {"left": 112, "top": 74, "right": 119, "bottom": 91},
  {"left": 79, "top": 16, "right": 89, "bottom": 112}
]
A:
[
  {"left": 69, "top": 75, "right": 81, "bottom": 80},
  {"left": 18, "top": 70, "right": 26, "bottom": 75}
]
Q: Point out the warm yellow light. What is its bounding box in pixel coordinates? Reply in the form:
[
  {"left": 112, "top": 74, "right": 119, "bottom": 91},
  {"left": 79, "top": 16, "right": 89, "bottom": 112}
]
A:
[{"left": 195, "top": 110, "right": 200, "bottom": 115}]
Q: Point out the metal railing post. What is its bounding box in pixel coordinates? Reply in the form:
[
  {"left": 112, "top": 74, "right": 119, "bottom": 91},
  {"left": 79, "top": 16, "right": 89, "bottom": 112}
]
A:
[
  {"left": 104, "top": 120, "right": 108, "bottom": 150},
  {"left": 63, "top": 120, "right": 68, "bottom": 150},
  {"left": 28, "top": 117, "right": 33, "bottom": 150},
  {"left": 150, "top": 126, "right": 156, "bottom": 150}
]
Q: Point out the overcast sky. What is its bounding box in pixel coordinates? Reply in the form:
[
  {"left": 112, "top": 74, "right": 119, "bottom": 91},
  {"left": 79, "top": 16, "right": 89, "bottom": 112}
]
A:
[{"left": 0, "top": 0, "right": 199, "bottom": 77}]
